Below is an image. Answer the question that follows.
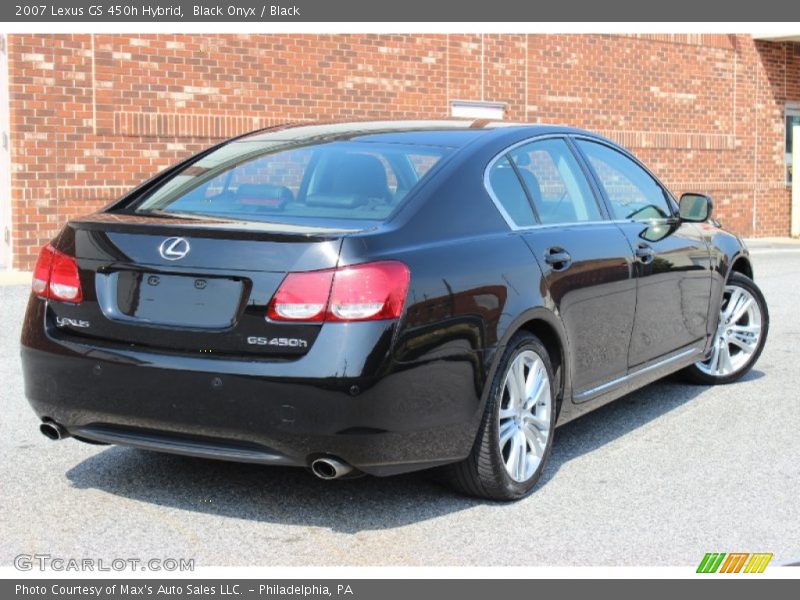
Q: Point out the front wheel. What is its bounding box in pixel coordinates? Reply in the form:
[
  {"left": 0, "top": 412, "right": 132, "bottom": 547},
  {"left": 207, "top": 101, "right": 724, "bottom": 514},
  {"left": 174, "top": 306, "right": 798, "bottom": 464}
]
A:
[
  {"left": 682, "top": 271, "right": 769, "bottom": 385},
  {"left": 445, "top": 332, "right": 556, "bottom": 501}
]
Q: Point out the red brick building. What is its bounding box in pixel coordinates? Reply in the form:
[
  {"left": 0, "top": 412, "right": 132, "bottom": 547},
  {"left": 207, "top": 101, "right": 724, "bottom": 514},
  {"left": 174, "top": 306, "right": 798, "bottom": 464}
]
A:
[{"left": 1, "top": 33, "right": 799, "bottom": 270}]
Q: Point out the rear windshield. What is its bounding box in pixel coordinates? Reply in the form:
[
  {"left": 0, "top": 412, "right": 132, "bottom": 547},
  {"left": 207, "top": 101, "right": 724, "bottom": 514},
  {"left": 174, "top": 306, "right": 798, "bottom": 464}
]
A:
[{"left": 128, "top": 140, "right": 450, "bottom": 223}]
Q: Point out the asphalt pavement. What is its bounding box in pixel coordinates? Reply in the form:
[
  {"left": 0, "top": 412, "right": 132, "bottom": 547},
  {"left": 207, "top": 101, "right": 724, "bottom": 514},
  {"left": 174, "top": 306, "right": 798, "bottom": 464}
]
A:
[{"left": 1, "top": 249, "right": 798, "bottom": 567}]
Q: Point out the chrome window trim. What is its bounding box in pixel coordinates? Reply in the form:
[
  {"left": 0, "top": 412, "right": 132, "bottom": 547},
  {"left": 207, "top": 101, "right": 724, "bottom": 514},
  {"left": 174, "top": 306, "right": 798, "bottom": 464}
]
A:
[
  {"left": 511, "top": 219, "right": 633, "bottom": 231},
  {"left": 483, "top": 133, "right": 615, "bottom": 231}
]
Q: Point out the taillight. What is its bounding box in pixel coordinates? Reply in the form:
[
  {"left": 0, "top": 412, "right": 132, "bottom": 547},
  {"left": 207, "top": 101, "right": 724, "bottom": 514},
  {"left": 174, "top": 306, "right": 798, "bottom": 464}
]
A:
[
  {"left": 267, "top": 261, "right": 410, "bottom": 323},
  {"left": 31, "top": 244, "right": 83, "bottom": 303},
  {"left": 267, "top": 270, "right": 334, "bottom": 322},
  {"left": 327, "top": 262, "right": 410, "bottom": 321},
  {"left": 32, "top": 245, "right": 54, "bottom": 297}
]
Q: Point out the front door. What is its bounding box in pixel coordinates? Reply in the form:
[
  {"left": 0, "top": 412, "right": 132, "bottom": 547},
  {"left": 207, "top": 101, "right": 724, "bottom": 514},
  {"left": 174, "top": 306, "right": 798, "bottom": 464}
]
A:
[{"left": 574, "top": 138, "right": 712, "bottom": 367}]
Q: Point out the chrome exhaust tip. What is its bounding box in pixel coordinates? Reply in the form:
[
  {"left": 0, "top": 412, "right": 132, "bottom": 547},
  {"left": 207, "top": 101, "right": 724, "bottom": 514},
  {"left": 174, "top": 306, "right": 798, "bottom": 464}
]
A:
[
  {"left": 39, "top": 421, "right": 69, "bottom": 441},
  {"left": 310, "top": 457, "right": 354, "bottom": 480}
]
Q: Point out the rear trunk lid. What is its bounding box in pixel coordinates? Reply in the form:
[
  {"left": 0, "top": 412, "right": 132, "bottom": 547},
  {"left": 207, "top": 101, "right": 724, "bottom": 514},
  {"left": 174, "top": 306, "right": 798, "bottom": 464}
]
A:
[{"left": 47, "top": 212, "right": 357, "bottom": 358}]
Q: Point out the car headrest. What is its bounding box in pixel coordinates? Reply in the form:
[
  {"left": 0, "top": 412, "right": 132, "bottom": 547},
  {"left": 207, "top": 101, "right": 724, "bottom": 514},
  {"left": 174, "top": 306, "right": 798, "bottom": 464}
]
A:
[
  {"left": 235, "top": 183, "right": 294, "bottom": 208},
  {"left": 305, "top": 194, "right": 363, "bottom": 209},
  {"left": 489, "top": 166, "right": 523, "bottom": 198},
  {"left": 324, "top": 153, "right": 390, "bottom": 201},
  {"left": 512, "top": 151, "right": 531, "bottom": 168}
]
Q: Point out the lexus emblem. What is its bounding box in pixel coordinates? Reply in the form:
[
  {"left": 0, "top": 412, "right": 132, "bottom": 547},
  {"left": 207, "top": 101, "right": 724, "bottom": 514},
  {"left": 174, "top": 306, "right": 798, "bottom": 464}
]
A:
[{"left": 158, "top": 237, "right": 191, "bottom": 261}]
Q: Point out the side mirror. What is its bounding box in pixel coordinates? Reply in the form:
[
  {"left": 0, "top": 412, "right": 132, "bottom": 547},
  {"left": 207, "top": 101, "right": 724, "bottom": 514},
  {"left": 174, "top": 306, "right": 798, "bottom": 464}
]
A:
[{"left": 679, "top": 193, "right": 713, "bottom": 223}]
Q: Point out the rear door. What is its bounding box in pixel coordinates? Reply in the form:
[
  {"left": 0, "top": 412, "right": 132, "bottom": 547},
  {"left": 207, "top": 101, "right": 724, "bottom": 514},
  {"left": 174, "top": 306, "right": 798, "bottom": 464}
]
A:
[
  {"left": 573, "top": 138, "right": 712, "bottom": 366},
  {"left": 488, "top": 137, "right": 638, "bottom": 397}
]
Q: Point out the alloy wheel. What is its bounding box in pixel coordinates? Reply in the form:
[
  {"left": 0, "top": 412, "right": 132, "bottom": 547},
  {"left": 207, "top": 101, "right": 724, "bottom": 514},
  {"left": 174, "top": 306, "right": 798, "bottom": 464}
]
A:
[
  {"left": 696, "top": 284, "right": 763, "bottom": 377},
  {"left": 498, "top": 350, "right": 552, "bottom": 482}
]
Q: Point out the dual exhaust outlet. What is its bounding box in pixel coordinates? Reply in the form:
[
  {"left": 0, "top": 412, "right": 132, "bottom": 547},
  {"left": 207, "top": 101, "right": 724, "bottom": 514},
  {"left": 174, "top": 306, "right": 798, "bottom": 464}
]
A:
[
  {"left": 39, "top": 420, "right": 355, "bottom": 480},
  {"left": 39, "top": 421, "right": 69, "bottom": 441},
  {"left": 309, "top": 457, "right": 354, "bottom": 480}
]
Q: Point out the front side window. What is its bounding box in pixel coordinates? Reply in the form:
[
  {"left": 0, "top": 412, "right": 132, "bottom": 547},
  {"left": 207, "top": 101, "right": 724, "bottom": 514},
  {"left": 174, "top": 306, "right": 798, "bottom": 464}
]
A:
[
  {"left": 576, "top": 140, "right": 673, "bottom": 222},
  {"left": 130, "top": 141, "right": 450, "bottom": 223},
  {"left": 509, "top": 138, "right": 602, "bottom": 224}
]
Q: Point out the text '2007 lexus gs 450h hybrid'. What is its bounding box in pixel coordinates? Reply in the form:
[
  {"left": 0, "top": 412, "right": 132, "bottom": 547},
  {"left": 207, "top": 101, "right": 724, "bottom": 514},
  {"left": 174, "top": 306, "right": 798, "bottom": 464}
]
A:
[{"left": 21, "top": 120, "right": 769, "bottom": 500}]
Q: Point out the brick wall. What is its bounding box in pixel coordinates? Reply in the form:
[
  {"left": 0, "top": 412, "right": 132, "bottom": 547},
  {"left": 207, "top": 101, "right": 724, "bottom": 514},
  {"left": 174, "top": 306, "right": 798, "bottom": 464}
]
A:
[{"left": 6, "top": 33, "right": 800, "bottom": 270}]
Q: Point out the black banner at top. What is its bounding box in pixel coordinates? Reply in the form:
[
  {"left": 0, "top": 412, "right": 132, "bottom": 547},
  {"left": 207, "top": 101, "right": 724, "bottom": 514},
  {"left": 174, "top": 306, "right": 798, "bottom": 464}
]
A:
[{"left": 2, "top": 0, "right": 800, "bottom": 22}]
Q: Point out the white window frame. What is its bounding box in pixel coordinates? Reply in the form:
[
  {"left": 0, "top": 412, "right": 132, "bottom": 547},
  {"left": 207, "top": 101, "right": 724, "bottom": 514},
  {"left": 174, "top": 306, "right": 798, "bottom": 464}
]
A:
[{"left": 786, "top": 104, "right": 800, "bottom": 186}]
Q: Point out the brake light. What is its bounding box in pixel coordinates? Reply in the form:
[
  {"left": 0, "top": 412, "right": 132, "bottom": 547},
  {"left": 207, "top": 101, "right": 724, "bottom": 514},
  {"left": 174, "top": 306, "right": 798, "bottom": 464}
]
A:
[
  {"left": 328, "top": 262, "right": 410, "bottom": 321},
  {"left": 267, "top": 261, "right": 410, "bottom": 322},
  {"left": 31, "top": 244, "right": 83, "bottom": 303},
  {"left": 32, "top": 245, "right": 54, "bottom": 297},
  {"left": 267, "top": 269, "right": 334, "bottom": 322}
]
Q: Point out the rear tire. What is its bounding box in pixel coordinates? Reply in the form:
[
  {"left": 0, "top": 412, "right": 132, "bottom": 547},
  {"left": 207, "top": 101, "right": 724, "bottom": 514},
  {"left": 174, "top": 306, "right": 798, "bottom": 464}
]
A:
[
  {"left": 682, "top": 271, "right": 768, "bottom": 385},
  {"left": 445, "top": 332, "right": 556, "bottom": 501}
]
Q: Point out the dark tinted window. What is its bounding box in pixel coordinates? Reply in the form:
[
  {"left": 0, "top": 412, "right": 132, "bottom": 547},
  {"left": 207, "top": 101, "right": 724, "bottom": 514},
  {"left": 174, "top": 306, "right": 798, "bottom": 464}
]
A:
[
  {"left": 509, "top": 138, "right": 602, "bottom": 224},
  {"left": 132, "top": 141, "right": 449, "bottom": 223},
  {"left": 487, "top": 156, "right": 536, "bottom": 228},
  {"left": 577, "top": 140, "right": 673, "bottom": 221}
]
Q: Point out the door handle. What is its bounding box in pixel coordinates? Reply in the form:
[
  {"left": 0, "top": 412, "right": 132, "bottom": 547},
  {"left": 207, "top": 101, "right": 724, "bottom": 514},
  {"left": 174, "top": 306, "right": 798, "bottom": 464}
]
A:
[
  {"left": 544, "top": 247, "right": 572, "bottom": 271},
  {"left": 635, "top": 243, "right": 656, "bottom": 264}
]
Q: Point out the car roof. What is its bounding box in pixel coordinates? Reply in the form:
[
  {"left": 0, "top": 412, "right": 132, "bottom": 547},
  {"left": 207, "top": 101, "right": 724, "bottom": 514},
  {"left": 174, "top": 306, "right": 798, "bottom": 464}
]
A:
[{"left": 239, "top": 120, "right": 603, "bottom": 148}]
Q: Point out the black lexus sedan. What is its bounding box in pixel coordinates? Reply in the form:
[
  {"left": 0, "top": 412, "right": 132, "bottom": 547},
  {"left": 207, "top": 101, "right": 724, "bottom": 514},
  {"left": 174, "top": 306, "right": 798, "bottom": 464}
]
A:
[{"left": 21, "top": 120, "right": 768, "bottom": 500}]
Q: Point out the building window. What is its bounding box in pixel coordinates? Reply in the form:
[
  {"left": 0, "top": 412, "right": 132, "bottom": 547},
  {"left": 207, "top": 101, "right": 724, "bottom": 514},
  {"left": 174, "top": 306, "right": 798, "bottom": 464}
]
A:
[{"left": 787, "top": 107, "right": 800, "bottom": 185}]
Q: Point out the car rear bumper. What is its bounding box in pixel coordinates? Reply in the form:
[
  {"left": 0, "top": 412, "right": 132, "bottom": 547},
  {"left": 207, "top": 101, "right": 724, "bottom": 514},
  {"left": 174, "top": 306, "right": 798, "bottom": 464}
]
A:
[{"left": 21, "top": 301, "right": 486, "bottom": 476}]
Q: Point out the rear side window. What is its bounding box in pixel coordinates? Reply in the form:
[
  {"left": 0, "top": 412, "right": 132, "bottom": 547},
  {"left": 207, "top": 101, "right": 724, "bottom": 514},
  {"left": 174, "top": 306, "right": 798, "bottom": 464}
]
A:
[
  {"left": 130, "top": 141, "right": 450, "bottom": 223},
  {"left": 576, "top": 140, "right": 673, "bottom": 221},
  {"left": 487, "top": 156, "right": 537, "bottom": 228},
  {"left": 509, "top": 138, "right": 602, "bottom": 224}
]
